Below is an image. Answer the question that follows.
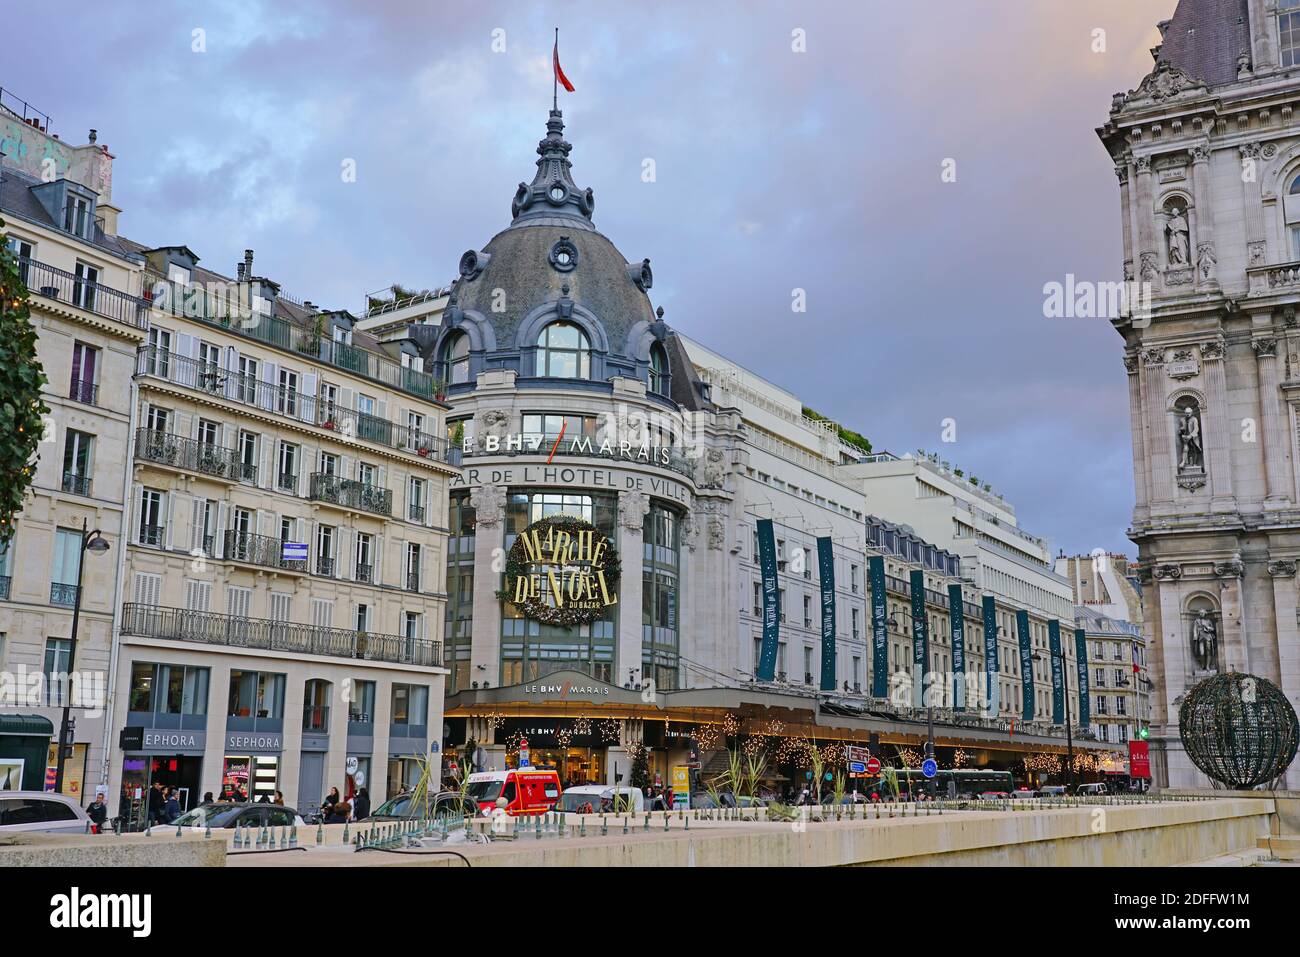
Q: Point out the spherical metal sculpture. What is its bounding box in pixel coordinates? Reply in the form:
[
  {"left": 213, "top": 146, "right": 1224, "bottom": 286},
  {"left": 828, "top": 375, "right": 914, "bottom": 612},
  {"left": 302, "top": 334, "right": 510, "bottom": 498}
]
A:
[{"left": 1179, "top": 673, "right": 1299, "bottom": 789}]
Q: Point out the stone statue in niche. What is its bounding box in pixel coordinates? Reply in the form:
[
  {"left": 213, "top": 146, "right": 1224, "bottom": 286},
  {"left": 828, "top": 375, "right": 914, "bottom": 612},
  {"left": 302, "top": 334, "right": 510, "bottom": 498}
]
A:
[
  {"left": 1177, "top": 404, "right": 1203, "bottom": 470},
  {"left": 1191, "top": 609, "right": 1219, "bottom": 671},
  {"left": 1166, "top": 205, "right": 1190, "bottom": 266}
]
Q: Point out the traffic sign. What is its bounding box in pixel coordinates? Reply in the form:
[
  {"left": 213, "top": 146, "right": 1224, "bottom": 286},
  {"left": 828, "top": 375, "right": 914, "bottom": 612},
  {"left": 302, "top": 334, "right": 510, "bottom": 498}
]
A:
[
  {"left": 921, "top": 758, "right": 938, "bottom": 779},
  {"left": 865, "top": 756, "right": 881, "bottom": 776},
  {"left": 849, "top": 761, "right": 866, "bottom": 774},
  {"left": 519, "top": 737, "right": 530, "bottom": 768}
]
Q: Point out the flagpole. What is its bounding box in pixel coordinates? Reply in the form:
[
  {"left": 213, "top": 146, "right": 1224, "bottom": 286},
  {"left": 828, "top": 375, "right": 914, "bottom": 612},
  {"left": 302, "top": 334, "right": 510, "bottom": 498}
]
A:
[{"left": 553, "top": 27, "right": 559, "bottom": 112}]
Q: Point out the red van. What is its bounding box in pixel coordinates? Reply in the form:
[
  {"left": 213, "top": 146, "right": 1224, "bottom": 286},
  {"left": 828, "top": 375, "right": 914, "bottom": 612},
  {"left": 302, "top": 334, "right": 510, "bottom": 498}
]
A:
[{"left": 464, "top": 768, "right": 562, "bottom": 817}]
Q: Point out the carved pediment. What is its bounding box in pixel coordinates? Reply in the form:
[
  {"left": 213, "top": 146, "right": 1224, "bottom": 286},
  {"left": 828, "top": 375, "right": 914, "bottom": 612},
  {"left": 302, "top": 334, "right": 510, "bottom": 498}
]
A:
[{"left": 1125, "top": 60, "right": 1209, "bottom": 108}]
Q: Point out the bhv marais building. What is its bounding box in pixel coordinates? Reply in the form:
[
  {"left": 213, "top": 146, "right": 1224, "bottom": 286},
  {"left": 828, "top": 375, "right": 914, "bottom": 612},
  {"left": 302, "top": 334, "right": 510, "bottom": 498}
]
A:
[{"left": 355, "top": 107, "right": 1123, "bottom": 790}]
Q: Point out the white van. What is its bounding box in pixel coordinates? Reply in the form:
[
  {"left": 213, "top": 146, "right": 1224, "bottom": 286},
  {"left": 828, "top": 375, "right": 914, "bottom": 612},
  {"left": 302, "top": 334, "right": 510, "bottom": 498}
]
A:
[{"left": 554, "top": 785, "right": 644, "bottom": 814}]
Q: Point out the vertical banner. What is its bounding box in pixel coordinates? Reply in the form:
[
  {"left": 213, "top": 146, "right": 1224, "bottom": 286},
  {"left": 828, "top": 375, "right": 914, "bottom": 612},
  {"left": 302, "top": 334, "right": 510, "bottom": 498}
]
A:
[
  {"left": 1016, "top": 610, "right": 1034, "bottom": 721},
  {"left": 869, "top": 556, "right": 888, "bottom": 698},
  {"left": 1074, "top": 628, "right": 1091, "bottom": 727},
  {"left": 755, "top": 519, "right": 780, "bottom": 682},
  {"left": 1048, "top": 620, "right": 1065, "bottom": 725},
  {"left": 910, "top": 570, "right": 928, "bottom": 707},
  {"left": 816, "top": 537, "right": 837, "bottom": 692},
  {"left": 948, "top": 584, "right": 965, "bottom": 711},
  {"left": 982, "top": 596, "right": 998, "bottom": 716}
]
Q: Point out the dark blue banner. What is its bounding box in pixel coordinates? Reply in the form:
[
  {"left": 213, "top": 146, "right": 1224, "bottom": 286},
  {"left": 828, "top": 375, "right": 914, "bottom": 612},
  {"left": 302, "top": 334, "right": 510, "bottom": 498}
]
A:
[
  {"left": 982, "top": 595, "right": 998, "bottom": 715},
  {"left": 1075, "top": 628, "right": 1091, "bottom": 727},
  {"left": 870, "top": 556, "right": 888, "bottom": 698},
  {"left": 1016, "top": 610, "right": 1034, "bottom": 721},
  {"left": 817, "top": 537, "right": 836, "bottom": 692},
  {"left": 1048, "top": 619, "right": 1065, "bottom": 725},
  {"left": 910, "top": 570, "right": 928, "bottom": 707},
  {"left": 949, "top": 584, "right": 965, "bottom": 711},
  {"left": 755, "top": 519, "right": 780, "bottom": 682}
]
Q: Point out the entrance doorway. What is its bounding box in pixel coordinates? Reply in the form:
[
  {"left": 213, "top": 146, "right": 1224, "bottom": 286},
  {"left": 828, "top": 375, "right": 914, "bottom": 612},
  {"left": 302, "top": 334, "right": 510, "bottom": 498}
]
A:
[{"left": 118, "top": 754, "right": 203, "bottom": 830}]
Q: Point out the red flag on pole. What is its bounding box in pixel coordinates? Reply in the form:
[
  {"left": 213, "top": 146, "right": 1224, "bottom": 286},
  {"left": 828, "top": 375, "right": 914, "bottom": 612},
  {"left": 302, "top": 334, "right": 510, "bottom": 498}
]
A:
[{"left": 554, "top": 36, "right": 575, "bottom": 93}]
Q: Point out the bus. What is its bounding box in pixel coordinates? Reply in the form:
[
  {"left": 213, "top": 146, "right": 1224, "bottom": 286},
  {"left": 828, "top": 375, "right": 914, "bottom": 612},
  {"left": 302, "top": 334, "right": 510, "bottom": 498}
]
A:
[{"left": 869, "top": 768, "right": 1014, "bottom": 799}]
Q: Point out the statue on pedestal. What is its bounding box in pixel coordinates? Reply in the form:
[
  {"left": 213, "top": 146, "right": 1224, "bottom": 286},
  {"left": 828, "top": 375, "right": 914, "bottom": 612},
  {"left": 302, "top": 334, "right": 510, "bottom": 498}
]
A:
[
  {"left": 1191, "top": 609, "right": 1218, "bottom": 671},
  {"left": 1177, "top": 405, "right": 1203, "bottom": 470},
  {"left": 1166, "top": 206, "right": 1190, "bottom": 266}
]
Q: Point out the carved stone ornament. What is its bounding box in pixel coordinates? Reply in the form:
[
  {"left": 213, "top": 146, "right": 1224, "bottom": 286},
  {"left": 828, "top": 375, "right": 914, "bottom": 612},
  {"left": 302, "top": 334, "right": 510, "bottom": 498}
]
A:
[
  {"left": 1197, "top": 243, "right": 1217, "bottom": 281},
  {"left": 1268, "top": 560, "right": 1298, "bottom": 578},
  {"left": 1190, "top": 144, "right": 1211, "bottom": 163},
  {"left": 1249, "top": 241, "right": 1267, "bottom": 266},
  {"left": 1214, "top": 558, "right": 1245, "bottom": 579},
  {"left": 694, "top": 447, "right": 728, "bottom": 489},
  {"left": 469, "top": 484, "right": 507, "bottom": 528},
  {"left": 1136, "top": 156, "right": 1154, "bottom": 174},
  {"left": 1200, "top": 339, "right": 1225, "bottom": 361},
  {"left": 1142, "top": 348, "right": 1166, "bottom": 367},
  {"left": 1253, "top": 338, "right": 1278, "bottom": 358},
  {"left": 1140, "top": 252, "right": 1159, "bottom": 282},
  {"left": 617, "top": 490, "right": 650, "bottom": 531},
  {"left": 1129, "top": 60, "right": 1209, "bottom": 104},
  {"left": 1165, "top": 268, "right": 1194, "bottom": 286},
  {"left": 1263, "top": 143, "right": 1280, "bottom": 160},
  {"left": 1124, "top": 354, "right": 1140, "bottom": 374},
  {"left": 476, "top": 408, "right": 512, "bottom": 442},
  {"left": 707, "top": 519, "right": 725, "bottom": 551},
  {"left": 1152, "top": 564, "right": 1183, "bottom": 581},
  {"left": 1177, "top": 469, "right": 1208, "bottom": 491}
]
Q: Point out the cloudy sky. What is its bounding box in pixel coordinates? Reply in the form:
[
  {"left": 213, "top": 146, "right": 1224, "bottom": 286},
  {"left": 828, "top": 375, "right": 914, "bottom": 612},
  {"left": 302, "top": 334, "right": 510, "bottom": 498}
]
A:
[{"left": 8, "top": 0, "right": 1172, "bottom": 556}]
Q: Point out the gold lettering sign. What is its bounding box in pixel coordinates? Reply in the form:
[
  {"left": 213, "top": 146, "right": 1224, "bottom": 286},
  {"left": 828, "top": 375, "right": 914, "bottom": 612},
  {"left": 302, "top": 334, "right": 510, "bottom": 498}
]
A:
[{"left": 498, "top": 516, "right": 622, "bottom": 627}]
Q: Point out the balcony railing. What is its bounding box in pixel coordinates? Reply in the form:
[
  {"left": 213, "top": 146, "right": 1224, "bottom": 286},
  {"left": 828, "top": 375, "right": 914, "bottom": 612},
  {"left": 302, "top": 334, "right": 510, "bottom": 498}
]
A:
[
  {"left": 50, "top": 582, "right": 79, "bottom": 606},
  {"left": 303, "top": 704, "right": 331, "bottom": 733},
  {"left": 121, "top": 602, "right": 442, "bottom": 667},
  {"left": 408, "top": 504, "right": 426, "bottom": 523},
  {"left": 355, "top": 563, "right": 373, "bottom": 584},
  {"left": 406, "top": 570, "right": 420, "bottom": 592},
  {"left": 223, "top": 530, "right": 307, "bottom": 572},
  {"left": 316, "top": 556, "right": 335, "bottom": 577},
  {"left": 309, "top": 473, "right": 392, "bottom": 517},
  {"left": 0, "top": 575, "right": 9, "bottom": 600},
  {"left": 61, "top": 472, "right": 92, "bottom": 496},
  {"left": 143, "top": 272, "right": 440, "bottom": 400},
  {"left": 20, "top": 256, "right": 149, "bottom": 328},
  {"left": 68, "top": 377, "right": 98, "bottom": 406},
  {"left": 135, "top": 346, "right": 458, "bottom": 465},
  {"left": 135, "top": 428, "right": 241, "bottom": 481},
  {"left": 139, "top": 524, "right": 164, "bottom": 546},
  {"left": 277, "top": 472, "right": 298, "bottom": 494}
]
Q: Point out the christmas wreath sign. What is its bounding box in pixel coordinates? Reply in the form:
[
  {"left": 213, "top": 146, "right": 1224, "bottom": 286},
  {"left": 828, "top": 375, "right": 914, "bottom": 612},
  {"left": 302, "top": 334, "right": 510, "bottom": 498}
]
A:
[{"left": 498, "top": 515, "right": 621, "bottom": 627}]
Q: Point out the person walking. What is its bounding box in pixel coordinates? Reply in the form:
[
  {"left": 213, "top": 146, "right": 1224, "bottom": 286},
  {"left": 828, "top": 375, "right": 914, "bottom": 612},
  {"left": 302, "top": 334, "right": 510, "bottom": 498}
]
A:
[
  {"left": 352, "top": 787, "right": 370, "bottom": 821},
  {"left": 162, "top": 787, "right": 181, "bottom": 824},
  {"left": 147, "top": 781, "right": 164, "bottom": 824},
  {"left": 321, "top": 786, "right": 341, "bottom": 815}
]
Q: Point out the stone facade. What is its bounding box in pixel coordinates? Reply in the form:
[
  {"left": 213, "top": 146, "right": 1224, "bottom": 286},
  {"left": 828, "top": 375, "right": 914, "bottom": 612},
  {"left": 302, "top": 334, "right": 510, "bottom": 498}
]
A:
[{"left": 1099, "top": 0, "right": 1300, "bottom": 787}]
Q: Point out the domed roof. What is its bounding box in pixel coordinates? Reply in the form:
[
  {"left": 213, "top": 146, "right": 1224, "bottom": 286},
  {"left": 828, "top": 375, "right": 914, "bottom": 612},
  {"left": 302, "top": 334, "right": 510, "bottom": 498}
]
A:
[{"left": 448, "top": 110, "right": 657, "bottom": 357}]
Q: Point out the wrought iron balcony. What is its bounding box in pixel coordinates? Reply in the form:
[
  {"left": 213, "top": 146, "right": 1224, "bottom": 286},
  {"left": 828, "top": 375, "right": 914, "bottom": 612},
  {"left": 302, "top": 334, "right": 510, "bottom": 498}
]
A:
[
  {"left": 315, "top": 556, "right": 335, "bottom": 577},
  {"left": 277, "top": 472, "right": 298, "bottom": 494},
  {"left": 61, "top": 471, "right": 92, "bottom": 496},
  {"left": 136, "top": 345, "right": 458, "bottom": 466},
  {"left": 308, "top": 473, "right": 392, "bottom": 516},
  {"left": 68, "top": 377, "right": 98, "bottom": 406},
  {"left": 50, "top": 582, "right": 79, "bottom": 606},
  {"left": 406, "top": 570, "right": 420, "bottom": 592},
  {"left": 355, "top": 562, "right": 374, "bottom": 584},
  {"left": 0, "top": 575, "right": 9, "bottom": 600},
  {"left": 20, "top": 256, "right": 149, "bottom": 328},
  {"left": 223, "top": 530, "right": 307, "bottom": 572},
  {"left": 408, "top": 504, "right": 426, "bottom": 523},
  {"left": 120, "top": 602, "right": 443, "bottom": 667},
  {"left": 303, "top": 704, "right": 331, "bottom": 733},
  {"left": 135, "top": 428, "right": 241, "bottom": 480},
  {"left": 139, "top": 524, "right": 165, "bottom": 547}
]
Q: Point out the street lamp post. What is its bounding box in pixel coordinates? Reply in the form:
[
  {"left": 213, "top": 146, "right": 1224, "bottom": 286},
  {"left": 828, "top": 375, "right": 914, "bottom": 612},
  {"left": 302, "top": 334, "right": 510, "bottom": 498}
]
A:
[
  {"left": 1034, "top": 647, "right": 1074, "bottom": 791},
  {"left": 53, "top": 518, "right": 110, "bottom": 795}
]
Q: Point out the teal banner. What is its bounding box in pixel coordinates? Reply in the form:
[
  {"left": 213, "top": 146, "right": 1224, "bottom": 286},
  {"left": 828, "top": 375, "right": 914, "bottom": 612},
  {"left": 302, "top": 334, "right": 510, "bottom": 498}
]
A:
[
  {"left": 817, "top": 537, "right": 836, "bottom": 692},
  {"left": 982, "top": 596, "right": 998, "bottom": 715},
  {"left": 910, "top": 570, "right": 928, "bottom": 707},
  {"left": 949, "top": 584, "right": 965, "bottom": 711},
  {"left": 1016, "top": 610, "right": 1034, "bottom": 721},
  {"left": 1048, "top": 620, "right": 1065, "bottom": 725},
  {"left": 870, "top": 556, "right": 888, "bottom": 698},
  {"left": 755, "top": 519, "right": 780, "bottom": 682},
  {"left": 1075, "top": 628, "right": 1091, "bottom": 726}
]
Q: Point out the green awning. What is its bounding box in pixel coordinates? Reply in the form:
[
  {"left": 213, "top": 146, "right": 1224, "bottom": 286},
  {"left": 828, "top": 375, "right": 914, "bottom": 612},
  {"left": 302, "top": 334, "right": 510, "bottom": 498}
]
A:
[{"left": 0, "top": 714, "right": 55, "bottom": 736}]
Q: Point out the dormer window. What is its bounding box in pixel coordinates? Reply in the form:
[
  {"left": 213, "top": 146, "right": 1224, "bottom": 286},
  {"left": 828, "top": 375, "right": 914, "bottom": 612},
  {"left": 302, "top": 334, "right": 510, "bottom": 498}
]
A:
[
  {"left": 442, "top": 332, "right": 471, "bottom": 384},
  {"left": 64, "top": 194, "right": 91, "bottom": 237},
  {"left": 648, "top": 342, "right": 669, "bottom": 396},
  {"left": 536, "top": 321, "right": 590, "bottom": 378}
]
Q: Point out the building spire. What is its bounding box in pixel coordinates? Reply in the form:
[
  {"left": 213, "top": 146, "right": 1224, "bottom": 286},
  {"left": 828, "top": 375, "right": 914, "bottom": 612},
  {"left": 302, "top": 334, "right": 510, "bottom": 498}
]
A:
[{"left": 509, "top": 109, "right": 595, "bottom": 226}]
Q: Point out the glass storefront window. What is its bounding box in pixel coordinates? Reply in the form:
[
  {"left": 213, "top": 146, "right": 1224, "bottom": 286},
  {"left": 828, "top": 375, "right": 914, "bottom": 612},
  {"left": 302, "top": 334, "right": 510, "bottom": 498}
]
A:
[
  {"left": 391, "top": 684, "right": 428, "bottom": 726},
  {"left": 222, "top": 755, "right": 278, "bottom": 802},
  {"left": 642, "top": 503, "right": 681, "bottom": 690},
  {"left": 348, "top": 680, "right": 375, "bottom": 724},
  {"left": 228, "top": 670, "right": 285, "bottom": 719},
  {"left": 128, "top": 662, "right": 209, "bottom": 715}
]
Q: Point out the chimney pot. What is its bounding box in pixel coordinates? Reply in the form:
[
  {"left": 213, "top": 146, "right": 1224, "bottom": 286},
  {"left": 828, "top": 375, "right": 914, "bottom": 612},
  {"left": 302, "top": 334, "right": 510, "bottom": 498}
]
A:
[
  {"left": 236, "top": 263, "right": 246, "bottom": 280},
  {"left": 88, "top": 129, "right": 97, "bottom": 144}
]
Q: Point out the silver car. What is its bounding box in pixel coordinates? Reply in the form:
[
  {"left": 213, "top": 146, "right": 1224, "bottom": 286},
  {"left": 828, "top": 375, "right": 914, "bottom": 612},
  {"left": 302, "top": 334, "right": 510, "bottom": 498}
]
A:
[{"left": 0, "top": 791, "right": 93, "bottom": 835}]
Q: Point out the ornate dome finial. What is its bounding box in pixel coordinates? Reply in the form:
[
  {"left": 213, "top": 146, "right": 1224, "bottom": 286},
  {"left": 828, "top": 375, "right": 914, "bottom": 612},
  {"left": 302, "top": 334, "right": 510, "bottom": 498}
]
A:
[{"left": 510, "top": 109, "right": 595, "bottom": 226}]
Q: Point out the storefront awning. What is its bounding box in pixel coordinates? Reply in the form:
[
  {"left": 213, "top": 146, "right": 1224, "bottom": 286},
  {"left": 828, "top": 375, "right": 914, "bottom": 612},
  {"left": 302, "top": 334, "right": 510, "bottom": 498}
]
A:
[{"left": 0, "top": 714, "right": 55, "bottom": 736}]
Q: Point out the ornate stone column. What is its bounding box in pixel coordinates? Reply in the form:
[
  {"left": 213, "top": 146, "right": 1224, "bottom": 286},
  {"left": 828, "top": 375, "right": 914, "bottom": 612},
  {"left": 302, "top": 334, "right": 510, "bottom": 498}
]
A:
[
  {"left": 1189, "top": 144, "right": 1218, "bottom": 290},
  {"left": 469, "top": 484, "right": 507, "bottom": 685},
  {"left": 1125, "top": 354, "right": 1150, "bottom": 521},
  {"left": 1199, "top": 339, "right": 1234, "bottom": 510},
  {"left": 1152, "top": 566, "right": 1187, "bottom": 732},
  {"left": 1270, "top": 559, "right": 1300, "bottom": 788},
  {"left": 1253, "top": 335, "right": 1290, "bottom": 505},
  {"left": 1240, "top": 144, "right": 1269, "bottom": 267},
  {"left": 1142, "top": 348, "right": 1176, "bottom": 504},
  {"left": 1134, "top": 156, "right": 1160, "bottom": 291},
  {"left": 615, "top": 490, "right": 650, "bottom": 689},
  {"left": 1216, "top": 557, "right": 1249, "bottom": 675},
  {"left": 1116, "top": 163, "right": 1135, "bottom": 283}
]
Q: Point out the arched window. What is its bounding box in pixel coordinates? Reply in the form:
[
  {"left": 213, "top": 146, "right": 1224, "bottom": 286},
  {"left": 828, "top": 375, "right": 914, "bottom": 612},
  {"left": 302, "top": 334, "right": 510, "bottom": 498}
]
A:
[
  {"left": 648, "top": 343, "right": 669, "bottom": 395},
  {"left": 441, "top": 332, "right": 470, "bottom": 385},
  {"left": 536, "top": 321, "right": 590, "bottom": 378},
  {"left": 1288, "top": 174, "right": 1300, "bottom": 259}
]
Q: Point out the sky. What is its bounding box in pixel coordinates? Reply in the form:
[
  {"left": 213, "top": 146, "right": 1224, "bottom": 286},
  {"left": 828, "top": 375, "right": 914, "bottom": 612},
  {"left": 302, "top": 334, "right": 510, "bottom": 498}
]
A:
[{"left": 5, "top": 0, "right": 1175, "bottom": 557}]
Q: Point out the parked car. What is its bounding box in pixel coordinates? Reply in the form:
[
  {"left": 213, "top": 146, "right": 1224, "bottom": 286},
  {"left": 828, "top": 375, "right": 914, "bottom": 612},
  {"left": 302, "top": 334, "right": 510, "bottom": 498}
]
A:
[
  {"left": 0, "top": 791, "right": 92, "bottom": 835},
  {"left": 171, "top": 802, "right": 304, "bottom": 830},
  {"left": 555, "top": 785, "right": 644, "bottom": 814},
  {"left": 368, "top": 791, "right": 476, "bottom": 822},
  {"left": 1011, "top": 788, "right": 1038, "bottom": 799},
  {"left": 1039, "top": 785, "right": 1067, "bottom": 796},
  {"left": 463, "top": 768, "right": 561, "bottom": 817},
  {"left": 1074, "top": 782, "right": 1108, "bottom": 796}
]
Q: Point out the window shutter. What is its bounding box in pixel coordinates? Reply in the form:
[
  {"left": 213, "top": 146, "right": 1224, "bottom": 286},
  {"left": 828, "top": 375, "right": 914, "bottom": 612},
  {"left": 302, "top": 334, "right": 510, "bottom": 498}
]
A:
[
  {"left": 133, "top": 572, "right": 161, "bottom": 607},
  {"left": 163, "top": 491, "right": 176, "bottom": 549},
  {"left": 373, "top": 533, "right": 384, "bottom": 586},
  {"left": 338, "top": 528, "right": 352, "bottom": 580},
  {"left": 259, "top": 435, "right": 273, "bottom": 490},
  {"left": 300, "top": 372, "right": 317, "bottom": 425},
  {"left": 261, "top": 361, "right": 279, "bottom": 414},
  {"left": 189, "top": 498, "right": 203, "bottom": 552}
]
